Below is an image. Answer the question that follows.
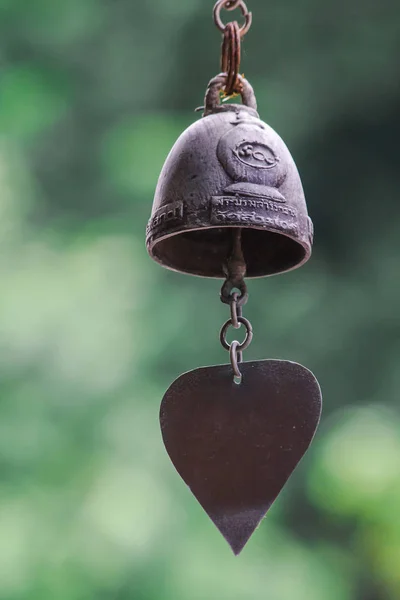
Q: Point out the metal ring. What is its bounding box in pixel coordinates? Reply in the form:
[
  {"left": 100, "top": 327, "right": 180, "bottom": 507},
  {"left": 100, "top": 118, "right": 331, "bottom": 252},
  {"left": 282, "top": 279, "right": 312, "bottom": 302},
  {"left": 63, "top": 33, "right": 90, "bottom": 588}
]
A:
[
  {"left": 221, "top": 278, "right": 249, "bottom": 307},
  {"left": 221, "top": 21, "right": 241, "bottom": 96},
  {"left": 220, "top": 316, "right": 253, "bottom": 352},
  {"left": 225, "top": 0, "right": 242, "bottom": 9},
  {"left": 203, "top": 73, "right": 257, "bottom": 116},
  {"left": 230, "top": 341, "right": 242, "bottom": 379},
  {"left": 213, "top": 0, "right": 253, "bottom": 37},
  {"left": 230, "top": 292, "right": 242, "bottom": 329}
]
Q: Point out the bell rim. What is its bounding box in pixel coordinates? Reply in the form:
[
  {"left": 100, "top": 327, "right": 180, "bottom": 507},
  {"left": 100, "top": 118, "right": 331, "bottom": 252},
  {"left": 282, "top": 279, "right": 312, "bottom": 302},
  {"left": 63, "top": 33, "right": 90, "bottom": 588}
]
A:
[{"left": 147, "top": 224, "right": 312, "bottom": 279}]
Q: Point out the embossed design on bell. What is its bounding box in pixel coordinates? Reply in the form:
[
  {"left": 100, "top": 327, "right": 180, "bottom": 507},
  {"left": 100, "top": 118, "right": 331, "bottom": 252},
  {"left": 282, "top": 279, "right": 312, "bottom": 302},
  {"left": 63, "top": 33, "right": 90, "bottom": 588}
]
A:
[
  {"left": 234, "top": 142, "right": 278, "bottom": 169},
  {"left": 217, "top": 110, "right": 286, "bottom": 204},
  {"left": 146, "top": 73, "right": 313, "bottom": 278},
  {"left": 146, "top": 201, "right": 184, "bottom": 238}
]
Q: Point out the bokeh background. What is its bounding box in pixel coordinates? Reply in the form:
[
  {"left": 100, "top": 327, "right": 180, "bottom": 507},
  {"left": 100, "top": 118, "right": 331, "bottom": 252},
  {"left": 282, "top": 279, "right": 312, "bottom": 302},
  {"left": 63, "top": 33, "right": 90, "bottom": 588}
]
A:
[{"left": 0, "top": 0, "right": 400, "bottom": 598}]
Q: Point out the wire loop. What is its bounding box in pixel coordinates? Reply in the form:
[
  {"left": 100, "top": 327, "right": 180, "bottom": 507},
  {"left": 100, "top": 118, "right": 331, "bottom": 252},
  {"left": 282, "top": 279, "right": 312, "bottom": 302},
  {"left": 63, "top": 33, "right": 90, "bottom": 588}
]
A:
[
  {"left": 225, "top": 0, "right": 242, "bottom": 9},
  {"left": 230, "top": 341, "right": 243, "bottom": 379},
  {"left": 230, "top": 292, "right": 242, "bottom": 329},
  {"left": 218, "top": 231, "right": 252, "bottom": 381},
  {"left": 221, "top": 22, "right": 241, "bottom": 96},
  {"left": 213, "top": 0, "right": 252, "bottom": 37},
  {"left": 220, "top": 316, "right": 253, "bottom": 352}
]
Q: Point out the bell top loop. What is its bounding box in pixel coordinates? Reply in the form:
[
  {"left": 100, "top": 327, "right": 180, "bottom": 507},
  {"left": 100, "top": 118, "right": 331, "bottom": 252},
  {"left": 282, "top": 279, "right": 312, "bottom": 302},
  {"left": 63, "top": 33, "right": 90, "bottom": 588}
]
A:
[{"left": 203, "top": 74, "right": 257, "bottom": 117}]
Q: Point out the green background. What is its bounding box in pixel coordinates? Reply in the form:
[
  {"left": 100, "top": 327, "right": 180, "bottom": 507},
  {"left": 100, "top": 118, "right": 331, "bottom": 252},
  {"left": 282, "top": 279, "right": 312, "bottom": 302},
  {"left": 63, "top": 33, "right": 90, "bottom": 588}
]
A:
[{"left": 0, "top": 0, "right": 400, "bottom": 598}]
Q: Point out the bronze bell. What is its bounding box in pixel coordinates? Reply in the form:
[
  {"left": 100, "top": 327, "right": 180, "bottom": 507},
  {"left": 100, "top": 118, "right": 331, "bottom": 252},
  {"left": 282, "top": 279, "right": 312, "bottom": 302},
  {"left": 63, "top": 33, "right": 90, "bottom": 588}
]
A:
[{"left": 146, "top": 74, "right": 314, "bottom": 278}]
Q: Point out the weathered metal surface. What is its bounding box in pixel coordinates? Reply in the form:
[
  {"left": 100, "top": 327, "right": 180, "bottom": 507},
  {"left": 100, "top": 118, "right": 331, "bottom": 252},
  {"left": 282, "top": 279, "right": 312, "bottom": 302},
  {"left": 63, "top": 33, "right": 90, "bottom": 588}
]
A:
[
  {"left": 146, "top": 74, "right": 314, "bottom": 279},
  {"left": 213, "top": 0, "right": 253, "bottom": 37},
  {"left": 160, "top": 360, "right": 322, "bottom": 554},
  {"left": 220, "top": 21, "right": 241, "bottom": 96}
]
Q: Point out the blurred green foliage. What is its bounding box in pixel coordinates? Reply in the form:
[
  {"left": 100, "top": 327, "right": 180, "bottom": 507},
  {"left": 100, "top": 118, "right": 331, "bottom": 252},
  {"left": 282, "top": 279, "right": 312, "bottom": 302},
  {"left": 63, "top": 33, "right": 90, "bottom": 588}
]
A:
[{"left": 0, "top": 0, "right": 400, "bottom": 598}]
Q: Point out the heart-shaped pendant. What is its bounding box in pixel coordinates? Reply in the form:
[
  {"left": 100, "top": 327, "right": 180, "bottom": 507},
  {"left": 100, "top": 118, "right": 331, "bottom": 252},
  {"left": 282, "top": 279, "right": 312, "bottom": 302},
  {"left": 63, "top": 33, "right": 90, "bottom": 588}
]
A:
[{"left": 160, "top": 359, "right": 322, "bottom": 555}]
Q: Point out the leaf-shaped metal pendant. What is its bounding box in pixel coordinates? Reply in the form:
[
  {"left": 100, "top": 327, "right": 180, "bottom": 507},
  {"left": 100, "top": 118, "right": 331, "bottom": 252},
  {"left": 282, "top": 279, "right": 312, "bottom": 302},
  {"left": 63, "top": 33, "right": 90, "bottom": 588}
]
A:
[{"left": 160, "top": 359, "right": 322, "bottom": 555}]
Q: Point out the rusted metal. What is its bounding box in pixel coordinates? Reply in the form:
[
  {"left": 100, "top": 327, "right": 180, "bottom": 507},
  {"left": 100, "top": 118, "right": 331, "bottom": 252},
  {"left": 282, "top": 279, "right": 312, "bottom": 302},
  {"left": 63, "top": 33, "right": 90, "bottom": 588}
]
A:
[
  {"left": 147, "top": 74, "right": 314, "bottom": 279},
  {"left": 203, "top": 72, "right": 256, "bottom": 115},
  {"left": 160, "top": 360, "right": 322, "bottom": 554},
  {"left": 221, "top": 22, "right": 241, "bottom": 96},
  {"left": 213, "top": 0, "right": 252, "bottom": 37}
]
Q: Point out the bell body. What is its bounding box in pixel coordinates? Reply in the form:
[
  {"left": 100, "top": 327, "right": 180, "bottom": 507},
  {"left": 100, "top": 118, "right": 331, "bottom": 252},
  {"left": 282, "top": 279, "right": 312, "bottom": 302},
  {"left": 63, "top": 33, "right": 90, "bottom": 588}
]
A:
[{"left": 147, "top": 78, "right": 314, "bottom": 278}]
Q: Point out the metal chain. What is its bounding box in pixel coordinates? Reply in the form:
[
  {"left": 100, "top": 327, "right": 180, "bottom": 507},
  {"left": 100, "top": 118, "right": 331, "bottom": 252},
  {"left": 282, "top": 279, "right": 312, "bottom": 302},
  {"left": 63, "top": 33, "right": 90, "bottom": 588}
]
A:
[
  {"left": 229, "top": 291, "right": 242, "bottom": 328},
  {"left": 213, "top": 0, "right": 252, "bottom": 36},
  {"left": 220, "top": 315, "right": 253, "bottom": 353},
  {"left": 220, "top": 300, "right": 253, "bottom": 382},
  {"left": 221, "top": 22, "right": 242, "bottom": 96},
  {"left": 214, "top": 0, "right": 252, "bottom": 97},
  {"left": 219, "top": 229, "right": 253, "bottom": 381},
  {"left": 230, "top": 341, "right": 242, "bottom": 379}
]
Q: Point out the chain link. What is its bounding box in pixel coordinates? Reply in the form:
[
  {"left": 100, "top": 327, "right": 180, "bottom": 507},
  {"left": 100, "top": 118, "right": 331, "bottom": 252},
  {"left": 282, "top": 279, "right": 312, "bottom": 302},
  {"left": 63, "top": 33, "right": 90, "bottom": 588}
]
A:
[
  {"left": 220, "top": 309, "right": 253, "bottom": 382},
  {"left": 219, "top": 228, "right": 252, "bottom": 381},
  {"left": 221, "top": 22, "right": 241, "bottom": 96},
  {"left": 225, "top": 0, "right": 242, "bottom": 9},
  {"left": 213, "top": 0, "right": 252, "bottom": 36},
  {"left": 229, "top": 292, "right": 242, "bottom": 329},
  {"left": 230, "top": 341, "right": 242, "bottom": 380},
  {"left": 220, "top": 316, "right": 253, "bottom": 353}
]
